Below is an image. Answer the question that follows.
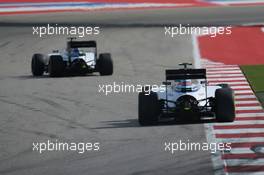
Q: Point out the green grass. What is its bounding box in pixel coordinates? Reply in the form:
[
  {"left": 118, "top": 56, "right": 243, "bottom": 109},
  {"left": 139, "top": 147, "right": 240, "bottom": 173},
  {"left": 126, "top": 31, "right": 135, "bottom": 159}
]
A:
[
  {"left": 241, "top": 65, "right": 264, "bottom": 107},
  {"left": 241, "top": 65, "right": 264, "bottom": 93}
]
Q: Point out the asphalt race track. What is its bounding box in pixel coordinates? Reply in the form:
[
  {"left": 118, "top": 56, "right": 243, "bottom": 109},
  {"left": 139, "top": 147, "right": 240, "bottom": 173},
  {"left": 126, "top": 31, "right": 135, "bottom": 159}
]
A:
[
  {"left": 0, "top": 27, "right": 215, "bottom": 175},
  {"left": 0, "top": 4, "right": 264, "bottom": 175},
  {"left": 1, "top": 5, "right": 264, "bottom": 26}
]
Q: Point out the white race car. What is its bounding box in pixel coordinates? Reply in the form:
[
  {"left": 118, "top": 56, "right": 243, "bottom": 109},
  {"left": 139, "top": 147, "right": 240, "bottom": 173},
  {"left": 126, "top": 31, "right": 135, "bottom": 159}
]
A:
[
  {"left": 138, "top": 63, "right": 235, "bottom": 126},
  {"left": 31, "top": 38, "right": 113, "bottom": 77}
]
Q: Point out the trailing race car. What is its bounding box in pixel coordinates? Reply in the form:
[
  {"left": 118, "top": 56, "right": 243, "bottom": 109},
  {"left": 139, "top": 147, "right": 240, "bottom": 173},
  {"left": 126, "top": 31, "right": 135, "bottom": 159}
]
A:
[
  {"left": 138, "top": 63, "right": 235, "bottom": 126},
  {"left": 31, "top": 38, "right": 113, "bottom": 77}
]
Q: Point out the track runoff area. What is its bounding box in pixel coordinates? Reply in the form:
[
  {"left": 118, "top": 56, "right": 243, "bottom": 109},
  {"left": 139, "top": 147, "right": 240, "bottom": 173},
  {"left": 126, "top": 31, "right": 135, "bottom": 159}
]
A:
[
  {"left": 1, "top": 0, "right": 264, "bottom": 15},
  {"left": 197, "top": 26, "right": 264, "bottom": 174}
]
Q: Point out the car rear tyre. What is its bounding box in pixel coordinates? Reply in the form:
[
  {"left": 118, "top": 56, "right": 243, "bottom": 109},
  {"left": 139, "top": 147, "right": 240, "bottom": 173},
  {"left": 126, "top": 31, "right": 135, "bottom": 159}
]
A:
[
  {"left": 31, "top": 54, "right": 45, "bottom": 76},
  {"left": 48, "top": 55, "right": 64, "bottom": 77},
  {"left": 97, "top": 53, "right": 113, "bottom": 76},
  {"left": 138, "top": 91, "right": 161, "bottom": 126},
  {"left": 215, "top": 88, "right": 235, "bottom": 122}
]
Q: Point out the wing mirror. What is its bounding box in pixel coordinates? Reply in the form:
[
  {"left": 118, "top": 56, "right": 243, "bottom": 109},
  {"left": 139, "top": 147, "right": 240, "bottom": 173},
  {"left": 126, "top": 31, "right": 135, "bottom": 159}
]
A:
[
  {"left": 162, "top": 81, "right": 171, "bottom": 85},
  {"left": 201, "top": 80, "right": 208, "bottom": 85}
]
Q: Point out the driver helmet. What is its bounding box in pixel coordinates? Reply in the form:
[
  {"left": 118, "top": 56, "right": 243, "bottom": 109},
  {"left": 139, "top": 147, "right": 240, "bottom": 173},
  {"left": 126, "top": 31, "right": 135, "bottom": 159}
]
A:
[
  {"left": 71, "top": 48, "right": 80, "bottom": 57},
  {"left": 174, "top": 79, "right": 199, "bottom": 92}
]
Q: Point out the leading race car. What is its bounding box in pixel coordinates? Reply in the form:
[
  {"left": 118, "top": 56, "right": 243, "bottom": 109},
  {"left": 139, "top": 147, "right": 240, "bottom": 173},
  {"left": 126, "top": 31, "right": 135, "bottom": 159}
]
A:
[
  {"left": 138, "top": 63, "right": 235, "bottom": 126},
  {"left": 31, "top": 38, "right": 113, "bottom": 77}
]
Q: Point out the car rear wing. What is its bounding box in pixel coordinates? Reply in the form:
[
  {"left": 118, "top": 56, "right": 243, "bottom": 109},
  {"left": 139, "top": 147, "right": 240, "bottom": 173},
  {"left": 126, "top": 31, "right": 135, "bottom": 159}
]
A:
[
  {"left": 68, "top": 40, "right": 97, "bottom": 48},
  {"left": 166, "top": 69, "right": 206, "bottom": 80}
]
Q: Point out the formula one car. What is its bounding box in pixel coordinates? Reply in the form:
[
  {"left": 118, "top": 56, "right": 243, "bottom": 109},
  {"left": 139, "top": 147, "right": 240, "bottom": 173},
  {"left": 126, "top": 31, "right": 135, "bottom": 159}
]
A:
[
  {"left": 31, "top": 38, "right": 113, "bottom": 77},
  {"left": 138, "top": 63, "right": 235, "bottom": 126}
]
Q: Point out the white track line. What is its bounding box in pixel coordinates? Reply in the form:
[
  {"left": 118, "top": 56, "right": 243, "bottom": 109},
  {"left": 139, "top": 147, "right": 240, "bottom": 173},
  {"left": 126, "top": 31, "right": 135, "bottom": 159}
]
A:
[
  {"left": 236, "top": 106, "right": 263, "bottom": 110},
  {"left": 235, "top": 101, "right": 260, "bottom": 105},
  {"left": 229, "top": 173, "right": 264, "bottom": 175},
  {"left": 232, "top": 86, "right": 252, "bottom": 89},
  {"left": 225, "top": 147, "right": 256, "bottom": 154},
  {"left": 207, "top": 67, "right": 241, "bottom": 71},
  {"left": 215, "top": 129, "right": 264, "bottom": 134},
  {"left": 208, "top": 77, "right": 247, "bottom": 81},
  {"left": 210, "top": 82, "right": 249, "bottom": 85},
  {"left": 214, "top": 137, "right": 264, "bottom": 143},
  {"left": 235, "top": 95, "right": 256, "bottom": 99},
  {"left": 214, "top": 120, "right": 264, "bottom": 125},
  {"left": 210, "top": 0, "right": 264, "bottom": 5},
  {"left": 207, "top": 74, "right": 245, "bottom": 78},
  {"left": 207, "top": 70, "right": 243, "bottom": 74},
  {"left": 230, "top": 85, "right": 251, "bottom": 88},
  {"left": 235, "top": 90, "right": 254, "bottom": 93},
  {"left": 192, "top": 34, "right": 202, "bottom": 68},
  {"left": 0, "top": 3, "right": 190, "bottom": 12},
  {"left": 236, "top": 113, "right": 264, "bottom": 117},
  {"left": 205, "top": 65, "right": 238, "bottom": 68},
  {"left": 226, "top": 159, "right": 264, "bottom": 166}
]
